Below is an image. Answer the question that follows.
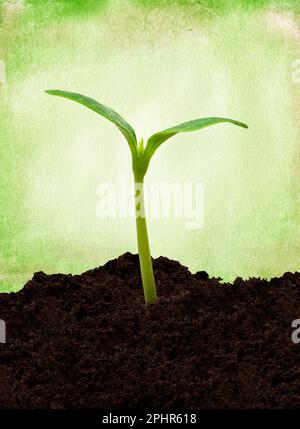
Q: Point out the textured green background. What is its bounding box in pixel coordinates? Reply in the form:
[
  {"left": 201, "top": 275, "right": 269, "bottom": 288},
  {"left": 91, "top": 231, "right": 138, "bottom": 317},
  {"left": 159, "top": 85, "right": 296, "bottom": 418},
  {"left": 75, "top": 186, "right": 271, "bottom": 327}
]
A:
[{"left": 1, "top": 0, "right": 300, "bottom": 291}]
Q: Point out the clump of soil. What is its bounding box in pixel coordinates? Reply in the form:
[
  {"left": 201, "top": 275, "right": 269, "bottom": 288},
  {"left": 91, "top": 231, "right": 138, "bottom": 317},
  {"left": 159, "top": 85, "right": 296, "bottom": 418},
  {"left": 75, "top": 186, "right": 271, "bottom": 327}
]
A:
[{"left": 0, "top": 252, "right": 299, "bottom": 409}]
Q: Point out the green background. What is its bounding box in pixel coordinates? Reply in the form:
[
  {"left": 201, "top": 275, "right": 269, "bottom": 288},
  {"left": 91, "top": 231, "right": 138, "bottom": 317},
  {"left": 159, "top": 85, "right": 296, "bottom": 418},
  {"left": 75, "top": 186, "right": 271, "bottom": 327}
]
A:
[{"left": 1, "top": 0, "right": 300, "bottom": 291}]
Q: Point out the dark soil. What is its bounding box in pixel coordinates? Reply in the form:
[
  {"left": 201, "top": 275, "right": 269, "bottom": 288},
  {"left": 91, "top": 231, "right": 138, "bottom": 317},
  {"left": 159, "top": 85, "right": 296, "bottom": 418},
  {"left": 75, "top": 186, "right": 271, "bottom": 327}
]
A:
[{"left": 0, "top": 252, "right": 299, "bottom": 409}]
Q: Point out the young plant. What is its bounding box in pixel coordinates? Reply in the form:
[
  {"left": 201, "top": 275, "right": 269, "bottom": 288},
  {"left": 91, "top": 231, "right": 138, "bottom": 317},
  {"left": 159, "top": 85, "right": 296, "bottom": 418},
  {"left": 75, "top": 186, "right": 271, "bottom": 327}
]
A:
[{"left": 45, "top": 89, "right": 248, "bottom": 304}]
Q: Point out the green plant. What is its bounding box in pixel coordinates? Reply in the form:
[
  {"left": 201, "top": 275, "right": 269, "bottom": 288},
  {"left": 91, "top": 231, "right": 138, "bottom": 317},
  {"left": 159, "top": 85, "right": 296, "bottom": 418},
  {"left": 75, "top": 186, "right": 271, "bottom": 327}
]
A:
[{"left": 45, "top": 89, "right": 248, "bottom": 304}]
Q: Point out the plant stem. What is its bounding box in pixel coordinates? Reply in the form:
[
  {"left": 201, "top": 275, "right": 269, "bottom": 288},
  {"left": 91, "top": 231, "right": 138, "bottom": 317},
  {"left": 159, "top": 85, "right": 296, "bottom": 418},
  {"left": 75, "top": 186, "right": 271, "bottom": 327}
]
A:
[{"left": 134, "top": 176, "right": 157, "bottom": 304}]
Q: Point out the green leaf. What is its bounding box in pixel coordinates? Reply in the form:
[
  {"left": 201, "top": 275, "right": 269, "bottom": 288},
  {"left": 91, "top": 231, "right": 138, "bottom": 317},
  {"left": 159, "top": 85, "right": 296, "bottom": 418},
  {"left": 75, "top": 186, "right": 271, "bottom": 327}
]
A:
[
  {"left": 45, "top": 90, "right": 137, "bottom": 156},
  {"left": 145, "top": 117, "right": 248, "bottom": 159}
]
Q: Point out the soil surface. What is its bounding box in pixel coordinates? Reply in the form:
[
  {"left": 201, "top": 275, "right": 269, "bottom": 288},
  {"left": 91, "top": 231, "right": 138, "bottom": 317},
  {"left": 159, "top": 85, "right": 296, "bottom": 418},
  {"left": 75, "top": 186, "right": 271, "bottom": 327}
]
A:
[{"left": 0, "top": 252, "right": 299, "bottom": 409}]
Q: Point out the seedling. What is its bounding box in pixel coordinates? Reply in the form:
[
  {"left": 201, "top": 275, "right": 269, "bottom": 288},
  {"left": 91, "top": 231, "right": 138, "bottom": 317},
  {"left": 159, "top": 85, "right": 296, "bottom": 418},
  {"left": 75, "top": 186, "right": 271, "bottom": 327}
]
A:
[{"left": 45, "top": 89, "right": 248, "bottom": 304}]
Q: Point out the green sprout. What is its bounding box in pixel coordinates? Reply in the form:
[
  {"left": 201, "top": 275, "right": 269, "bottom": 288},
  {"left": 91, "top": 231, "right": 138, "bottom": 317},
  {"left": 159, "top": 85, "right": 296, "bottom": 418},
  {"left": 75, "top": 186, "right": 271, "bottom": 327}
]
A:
[{"left": 45, "top": 89, "right": 248, "bottom": 304}]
